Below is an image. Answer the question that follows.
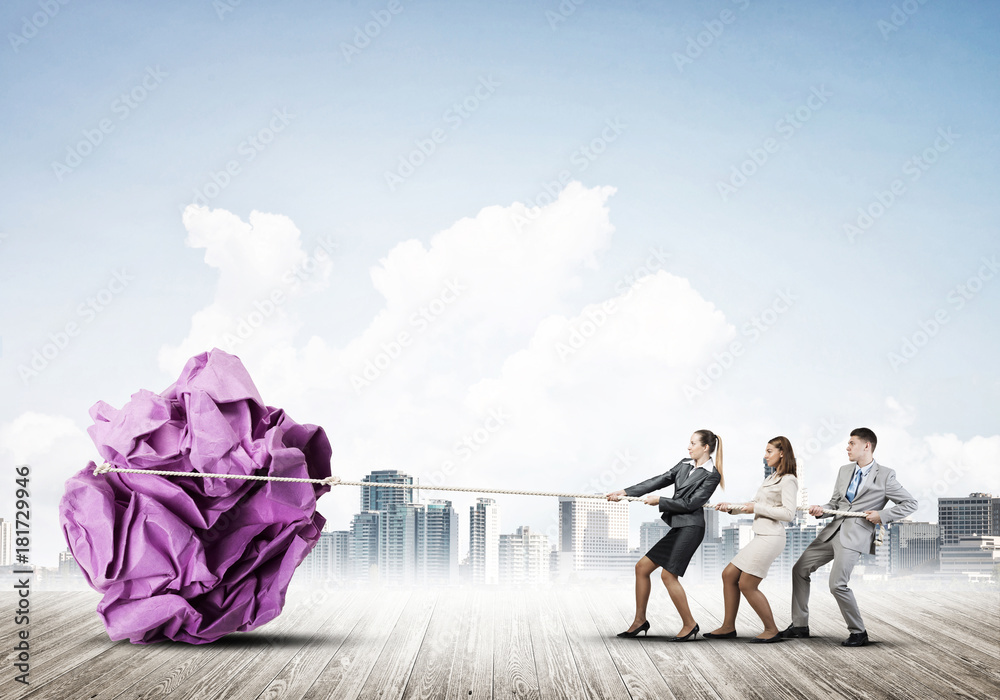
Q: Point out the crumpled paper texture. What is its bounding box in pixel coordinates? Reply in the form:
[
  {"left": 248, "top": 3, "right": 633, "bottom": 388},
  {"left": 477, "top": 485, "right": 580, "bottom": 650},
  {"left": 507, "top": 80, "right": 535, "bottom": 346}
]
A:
[{"left": 59, "top": 349, "right": 331, "bottom": 644}]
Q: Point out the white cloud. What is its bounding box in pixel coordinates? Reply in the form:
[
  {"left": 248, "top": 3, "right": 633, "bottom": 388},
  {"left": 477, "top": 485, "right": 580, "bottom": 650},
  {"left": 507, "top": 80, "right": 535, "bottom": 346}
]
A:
[
  {"left": 18, "top": 184, "right": 994, "bottom": 567},
  {"left": 158, "top": 204, "right": 334, "bottom": 375}
]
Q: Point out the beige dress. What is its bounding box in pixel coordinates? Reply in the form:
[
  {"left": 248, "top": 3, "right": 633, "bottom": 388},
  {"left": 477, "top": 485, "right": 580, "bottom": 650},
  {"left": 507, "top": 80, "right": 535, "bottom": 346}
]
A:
[{"left": 729, "top": 473, "right": 798, "bottom": 578}]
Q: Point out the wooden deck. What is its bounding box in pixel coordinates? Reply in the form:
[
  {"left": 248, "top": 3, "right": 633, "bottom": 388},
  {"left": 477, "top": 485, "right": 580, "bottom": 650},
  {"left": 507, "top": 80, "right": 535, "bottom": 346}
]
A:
[{"left": 1, "top": 582, "right": 997, "bottom": 699}]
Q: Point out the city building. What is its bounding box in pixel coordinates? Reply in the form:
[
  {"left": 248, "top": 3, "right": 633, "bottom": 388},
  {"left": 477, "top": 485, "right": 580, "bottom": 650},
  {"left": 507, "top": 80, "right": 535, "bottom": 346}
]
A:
[
  {"left": 380, "top": 502, "right": 425, "bottom": 585},
  {"left": 58, "top": 549, "right": 82, "bottom": 578},
  {"left": 499, "top": 526, "right": 550, "bottom": 585},
  {"left": 301, "top": 528, "right": 351, "bottom": 581},
  {"left": 557, "top": 497, "right": 630, "bottom": 574},
  {"left": 938, "top": 493, "right": 1000, "bottom": 546},
  {"left": 888, "top": 520, "right": 939, "bottom": 576},
  {"left": 939, "top": 536, "right": 999, "bottom": 582},
  {"left": 419, "top": 499, "right": 459, "bottom": 585},
  {"left": 470, "top": 498, "right": 500, "bottom": 585},
  {"left": 351, "top": 511, "right": 381, "bottom": 582},
  {"left": 362, "top": 469, "right": 415, "bottom": 513}
]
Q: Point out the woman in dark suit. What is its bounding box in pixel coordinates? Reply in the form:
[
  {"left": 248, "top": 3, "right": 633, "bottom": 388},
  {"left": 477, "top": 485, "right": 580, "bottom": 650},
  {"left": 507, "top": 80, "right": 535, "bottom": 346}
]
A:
[{"left": 607, "top": 429, "right": 724, "bottom": 641}]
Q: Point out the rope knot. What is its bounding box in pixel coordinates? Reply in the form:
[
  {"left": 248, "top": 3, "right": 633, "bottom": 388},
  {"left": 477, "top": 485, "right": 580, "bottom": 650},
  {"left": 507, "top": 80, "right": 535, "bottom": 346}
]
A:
[
  {"left": 94, "top": 462, "right": 114, "bottom": 476},
  {"left": 322, "top": 475, "right": 343, "bottom": 486}
]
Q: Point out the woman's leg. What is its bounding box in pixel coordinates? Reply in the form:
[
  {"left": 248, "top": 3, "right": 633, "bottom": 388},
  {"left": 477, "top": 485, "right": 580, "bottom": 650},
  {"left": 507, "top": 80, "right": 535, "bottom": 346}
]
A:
[
  {"left": 708, "top": 563, "right": 741, "bottom": 634},
  {"left": 661, "top": 569, "right": 697, "bottom": 636},
  {"left": 738, "top": 573, "right": 779, "bottom": 638},
  {"left": 626, "top": 556, "right": 659, "bottom": 632}
]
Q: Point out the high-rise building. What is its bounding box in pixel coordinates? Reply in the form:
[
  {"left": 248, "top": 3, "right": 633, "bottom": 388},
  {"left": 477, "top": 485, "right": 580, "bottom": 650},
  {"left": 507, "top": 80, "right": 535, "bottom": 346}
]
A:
[
  {"left": 58, "top": 550, "right": 81, "bottom": 577},
  {"left": 351, "top": 511, "right": 381, "bottom": 581},
  {"left": 699, "top": 538, "right": 725, "bottom": 581},
  {"left": 499, "top": 526, "right": 550, "bottom": 585},
  {"left": 380, "top": 502, "right": 425, "bottom": 585},
  {"left": 703, "top": 507, "right": 720, "bottom": 541},
  {"left": 419, "top": 500, "right": 459, "bottom": 585},
  {"left": 301, "top": 529, "right": 351, "bottom": 581},
  {"left": 888, "top": 520, "right": 939, "bottom": 576},
  {"left": 938, "top": 493, "right": 1000, "bottom": 546},
  {"left": 361, "top": 469, "right": 415, "bottom": 513},
  {"left": 470, "top": 498, "right": 500, "bottom": 585},
  {"left": 0, "top": 518, "right": 13, "bottom": 566},
  {"left": 557, "top": 497, "right": 630, "bottom": 573}
]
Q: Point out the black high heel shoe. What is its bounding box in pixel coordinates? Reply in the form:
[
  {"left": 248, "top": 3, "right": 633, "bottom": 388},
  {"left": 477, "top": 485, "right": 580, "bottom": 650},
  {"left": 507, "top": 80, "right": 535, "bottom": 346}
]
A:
[
  {"left": 670, "top": 623, "right": 699, "bottom": 642},
  {"left": 616, "top": 620, "right": 650, "bottom": 638}
]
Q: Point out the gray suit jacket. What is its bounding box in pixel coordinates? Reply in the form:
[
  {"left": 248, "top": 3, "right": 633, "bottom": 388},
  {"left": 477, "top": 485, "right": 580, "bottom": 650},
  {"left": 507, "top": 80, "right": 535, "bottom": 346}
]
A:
[
  {"left": 624, "top": 460, "right": 722, "bottom": 528},
  {"left": 817, "top": 460, "right": 917, "bottom": 554}
]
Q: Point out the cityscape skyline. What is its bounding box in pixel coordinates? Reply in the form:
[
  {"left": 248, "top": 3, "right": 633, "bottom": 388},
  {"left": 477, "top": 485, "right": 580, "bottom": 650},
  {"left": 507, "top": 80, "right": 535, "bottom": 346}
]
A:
[{"left": 3, "top": 488, "right": 996, "bottom": 588}]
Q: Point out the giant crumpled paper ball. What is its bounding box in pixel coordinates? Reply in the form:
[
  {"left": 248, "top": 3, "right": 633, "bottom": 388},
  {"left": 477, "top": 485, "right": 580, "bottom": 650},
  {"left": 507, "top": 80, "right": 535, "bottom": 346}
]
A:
[{"left": 59, "top": 348, "right": 331, "bottom": 644}]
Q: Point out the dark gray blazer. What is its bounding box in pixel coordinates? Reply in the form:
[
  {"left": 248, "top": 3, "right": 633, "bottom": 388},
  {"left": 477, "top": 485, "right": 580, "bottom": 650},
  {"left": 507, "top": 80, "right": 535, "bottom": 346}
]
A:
[{"left": 624, "top": 460, "right": 722, "bottom": 528}]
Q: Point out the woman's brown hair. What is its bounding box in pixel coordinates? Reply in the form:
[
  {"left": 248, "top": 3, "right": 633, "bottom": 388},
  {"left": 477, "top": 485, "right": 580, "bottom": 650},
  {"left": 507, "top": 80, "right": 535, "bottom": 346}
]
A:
[
  {"left": 694, "top": 429, "right": 724, "bottom": 490},
  {"left": 767, "top": 435, "right": 797, "bottom": 478}
]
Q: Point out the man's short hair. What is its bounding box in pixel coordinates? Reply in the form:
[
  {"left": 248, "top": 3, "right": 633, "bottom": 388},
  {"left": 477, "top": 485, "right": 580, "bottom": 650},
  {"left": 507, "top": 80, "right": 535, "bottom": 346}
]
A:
[{"left": 850, "top": 427, "right": 877, "bottom": 452}]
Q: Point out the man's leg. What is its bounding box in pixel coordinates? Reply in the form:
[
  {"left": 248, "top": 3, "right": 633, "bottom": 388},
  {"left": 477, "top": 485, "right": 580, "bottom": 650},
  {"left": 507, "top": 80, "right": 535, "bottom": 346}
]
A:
[
  {"left": 791, "top": 536, "right": 835, "bottom": 627},
  {"left": 829, "top": 536, "right": 864, "bottom": 634}
]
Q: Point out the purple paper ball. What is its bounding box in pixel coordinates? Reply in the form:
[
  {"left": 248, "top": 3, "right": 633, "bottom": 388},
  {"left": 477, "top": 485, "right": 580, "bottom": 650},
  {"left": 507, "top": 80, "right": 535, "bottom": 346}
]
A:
[{"left": 60, "top": 349, "right": 331, "bottom": 644}]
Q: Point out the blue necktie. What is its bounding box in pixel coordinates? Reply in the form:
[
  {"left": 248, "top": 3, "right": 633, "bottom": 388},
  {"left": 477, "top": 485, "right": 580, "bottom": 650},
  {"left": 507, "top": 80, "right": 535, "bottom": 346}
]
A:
[{"left": 846, "top": 468, "right": 863, "bottom": 503}]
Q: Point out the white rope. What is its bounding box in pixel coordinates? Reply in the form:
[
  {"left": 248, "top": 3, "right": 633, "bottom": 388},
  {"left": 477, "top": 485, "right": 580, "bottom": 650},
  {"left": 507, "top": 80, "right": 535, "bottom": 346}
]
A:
[
  {"left": 91, "top": 463, "right": 885, "bottom": 519},
  {"left": 93, "top": 463, "right": 886, "bottom": 543}
]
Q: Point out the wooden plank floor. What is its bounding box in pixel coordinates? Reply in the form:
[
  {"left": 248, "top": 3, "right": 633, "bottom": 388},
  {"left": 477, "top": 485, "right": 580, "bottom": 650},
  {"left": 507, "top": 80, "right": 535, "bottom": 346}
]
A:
[{"left": 1, "top": 583, "right": 997, "bottom": 700}]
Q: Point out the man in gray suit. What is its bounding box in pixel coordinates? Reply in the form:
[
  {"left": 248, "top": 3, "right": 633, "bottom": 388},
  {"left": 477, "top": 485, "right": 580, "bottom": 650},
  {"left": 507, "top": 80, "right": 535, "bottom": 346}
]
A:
[{"left": 781, "top": 427, "right": 916, "bottom": 646}]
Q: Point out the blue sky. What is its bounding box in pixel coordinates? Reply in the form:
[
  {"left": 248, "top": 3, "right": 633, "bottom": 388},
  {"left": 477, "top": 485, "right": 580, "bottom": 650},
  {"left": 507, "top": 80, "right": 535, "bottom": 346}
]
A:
[{"left": 1, "top": 0, "right": 998, "bottom": 565}]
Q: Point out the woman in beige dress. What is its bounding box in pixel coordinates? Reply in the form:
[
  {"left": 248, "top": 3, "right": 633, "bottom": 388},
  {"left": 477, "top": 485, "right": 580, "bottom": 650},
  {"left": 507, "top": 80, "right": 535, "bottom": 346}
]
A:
[{"left": 705, "top": 436, "right": 798, "bottom": 643}]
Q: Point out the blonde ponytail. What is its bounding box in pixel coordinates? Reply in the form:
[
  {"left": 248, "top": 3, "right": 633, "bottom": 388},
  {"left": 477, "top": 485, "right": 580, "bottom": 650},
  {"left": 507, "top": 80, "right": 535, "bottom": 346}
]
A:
[
  {"left": 694, "top": 428, "right": 725, "bottom": 490},
  {"left": 715, "top": 434, "right": 725, "bottom": 490}
]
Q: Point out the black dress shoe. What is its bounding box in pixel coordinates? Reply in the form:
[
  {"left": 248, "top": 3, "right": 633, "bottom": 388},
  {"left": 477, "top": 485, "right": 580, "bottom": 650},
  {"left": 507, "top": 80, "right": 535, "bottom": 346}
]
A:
[
  {"left": 751, "top": 633, "right": 784, "bottom": 644},
  {"left": 670, "top": 623, "right": 699, "bottom": 642},
  {"left": 779, "top": 624, "right": 810, "bottom": 638},
  {"left": 616, "top": 620, "right": 649, "bottom": 638},
  {"left": 841, "top": 631, "right": 869, "bottom": 647},
  {"left": 703, "top": 630, "right": 737, "bottom": 639}
]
